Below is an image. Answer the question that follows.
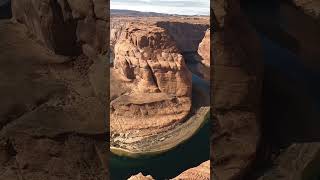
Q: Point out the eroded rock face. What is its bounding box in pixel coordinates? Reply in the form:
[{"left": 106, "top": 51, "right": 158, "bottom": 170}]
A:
[
  {"left": 212, "top": 0, "right": 263, "bottom": 179},
  {"left": 258, "top": 143, "right": 320, "bottom": 180},
  {"left": 198, "top": 29, "right": 210, "bottom": 67},
  {"left": 0, "top": 18, "right": 108, "bottom": 179},
  {"left": 292, "top": 0, "right": 320, "bottom": 20},
  {"left": 110, "top": 19, "right": 126, "bottom": 49},
  {"left": 11, "top": 0, "right": 108, "bottom": 57},
  {"left": 111, "top": 22, "right": 192, "bottom": 138},
  {"left": 0, "top": 1, "right": 109, "bottom": 179},
  {"left": 173, "top": 160, "right": 210, "bottom": 180}
]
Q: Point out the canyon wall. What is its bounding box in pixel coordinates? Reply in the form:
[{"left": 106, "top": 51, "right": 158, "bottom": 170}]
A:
[
  {"left": 198, "top": 29, "right": 210, "bottom": 67},
  {"left": 258, "top": 143, "right": 320, "bottom": 180},
  {"left": 111, "top": 20, "right": 209, "bottom": 55},
  {"left": 111, "top": 22, "right": 192, "bottom": 138},
  {"left": 212, "top": 0, "right": 263, "bottom": 179},
  {"left": 156, "top": 21, "right": 209, "bottom": 53},
  {"left": 11, "top": 0, "right": 108, "bottom": 57}
]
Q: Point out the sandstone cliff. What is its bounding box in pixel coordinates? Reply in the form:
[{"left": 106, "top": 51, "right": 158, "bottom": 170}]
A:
[
  {"left": 198, "top": 29, "right": 210, "bottom": 67},
  {"left": 156, "top": 21, "right": 209, "bottom": 53},
  {"left": 212, "top": 0, "right": 263, "bottom": 179},
  {"left": 111, "top": 22, "right": 192, "bottom": 143}
]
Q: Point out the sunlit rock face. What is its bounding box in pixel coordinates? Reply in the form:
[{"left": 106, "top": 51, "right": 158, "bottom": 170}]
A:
[
  {"left": 128, "top": 173, "right": 155, "bottom": 180},
  {"left": 127, "top": 161, "right": 210, "bottom": 180},
  {"left": 110, "top": 20, "right": 126, "bottom": 50},
  {"left": 11, "top": 0, "right": 107, "bottom": 57},
  {"left": 114, "top": 23, "right": 192, "bottom": 96},
  {"left": 198, "top": 29, "right": 210, "bottom": 67},
  {"left": 212, "top": 0, "right": 263, "bottom": 179},
  {"left": 111, "top": 22, "right": 192, "bottom": 137},
  {"left": 173, "top": 160, "right": 210, "bottom": 180}
]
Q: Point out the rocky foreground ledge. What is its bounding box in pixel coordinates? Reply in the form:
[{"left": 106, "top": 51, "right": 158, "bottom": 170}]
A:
[{"left": 128, "top": 160, "right": 210, "bottom": 180}]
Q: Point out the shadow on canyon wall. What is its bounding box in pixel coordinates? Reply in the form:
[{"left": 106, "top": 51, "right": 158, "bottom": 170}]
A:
[{"left": 240, "top": 0, "right": 320, "bottom": 178}]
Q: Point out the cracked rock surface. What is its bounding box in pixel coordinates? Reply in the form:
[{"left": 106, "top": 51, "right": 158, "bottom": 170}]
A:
[{"left": 0, "top": 1, "right": 108, "bottom": 179}]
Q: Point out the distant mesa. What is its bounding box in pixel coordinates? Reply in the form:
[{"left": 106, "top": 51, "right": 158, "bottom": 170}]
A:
[{"left": 111, "top": 9, "right": 207, "bottom": 17}]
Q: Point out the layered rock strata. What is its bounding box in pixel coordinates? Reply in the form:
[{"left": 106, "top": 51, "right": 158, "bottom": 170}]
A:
[
  {"left": 110, "top": 22, "right": 193, "bottom": 150},
  {"left": 212, "top": 0, "right": 263, "bottom": 179}
]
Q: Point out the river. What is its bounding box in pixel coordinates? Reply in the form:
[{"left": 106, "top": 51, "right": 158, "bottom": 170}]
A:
[{"left": 109, "top": 55, "right": 210, "bottom": 179}]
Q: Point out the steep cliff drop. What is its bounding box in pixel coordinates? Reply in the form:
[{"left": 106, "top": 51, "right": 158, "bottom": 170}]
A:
[
  {"left": 212, "top": 0, "right": 263, "bottom": 179},
  {"left": 110, "top": 21, "right": 210, "bottom": 157},
  {"left": 198, "top": 29, "right": 210, "bottom": 67},
  {"left": 110, "top": 15, "right": 210, "bottom": 179}
]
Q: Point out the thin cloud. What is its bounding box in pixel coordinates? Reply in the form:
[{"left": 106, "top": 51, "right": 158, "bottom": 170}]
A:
[{"left": 111, "top": 0, "right": 210, "bottom": 15}]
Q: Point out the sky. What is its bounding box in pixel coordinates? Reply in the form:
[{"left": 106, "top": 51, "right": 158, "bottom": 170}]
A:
[{"left": 111, "top": 0, "right": 210, "bottom": 16}]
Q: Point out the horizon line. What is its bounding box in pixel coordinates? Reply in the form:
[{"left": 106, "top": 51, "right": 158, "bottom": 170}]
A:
[{"left": 111, "top": 8, "right": 210, "bottom": 16}]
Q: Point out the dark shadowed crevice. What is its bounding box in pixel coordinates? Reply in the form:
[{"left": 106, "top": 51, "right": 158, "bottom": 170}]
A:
[
  {"left": 0, "top": 0, "right": 11, "bottom": 19},
  {"left": 50, "top": 0, "right": 81, "bottom": 56},
  {"left": 240, "top": 0, "right": 320, "bottom": 179}
]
